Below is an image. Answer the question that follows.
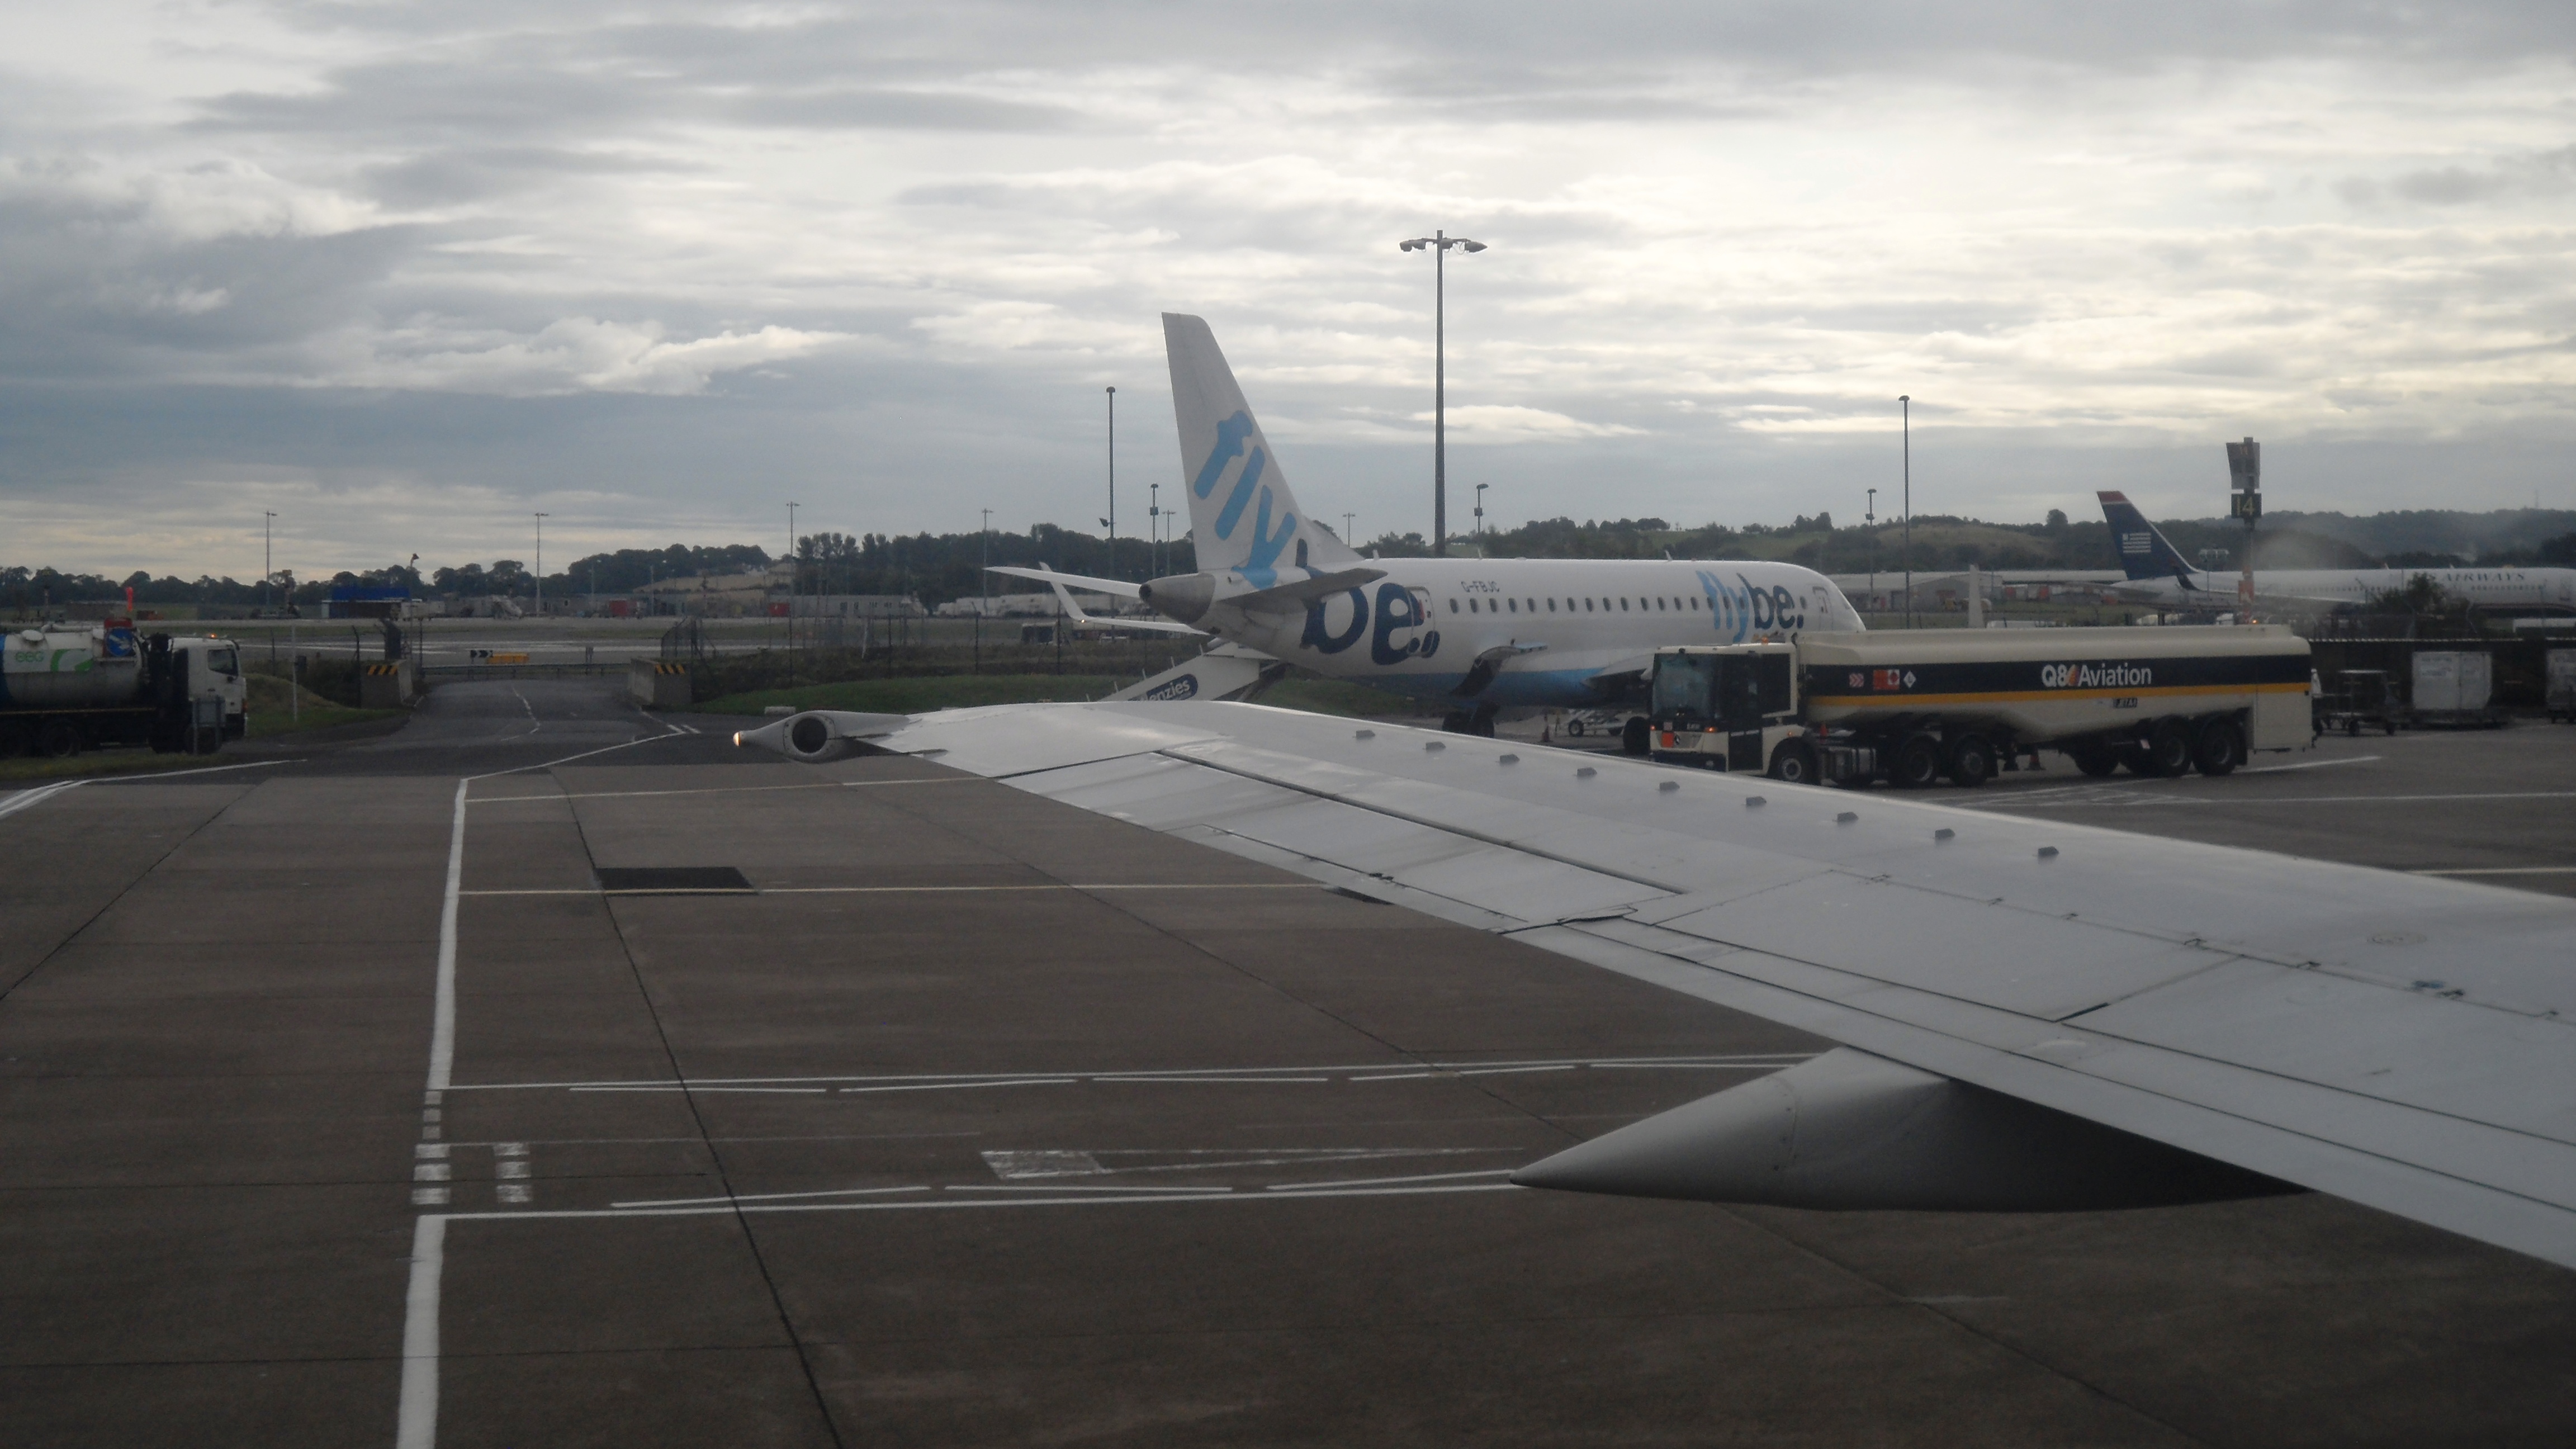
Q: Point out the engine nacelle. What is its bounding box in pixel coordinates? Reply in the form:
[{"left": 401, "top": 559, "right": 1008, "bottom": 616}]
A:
[{"left": 732, "top": 710, "right": 911, "bottom": 764}]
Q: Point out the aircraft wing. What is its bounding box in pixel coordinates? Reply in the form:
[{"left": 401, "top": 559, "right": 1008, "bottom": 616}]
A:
[{"left": 757, "top": 700, "right": 2576, "bottom": 1269}]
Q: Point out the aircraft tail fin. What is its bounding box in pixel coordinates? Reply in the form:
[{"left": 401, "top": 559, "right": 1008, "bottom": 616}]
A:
[
  {"left": 2097, "top": 491, "right": 2196, "bottom": 581},
  {"left": 1163, "top": 314, "right": 1361, "bottom": 582}
]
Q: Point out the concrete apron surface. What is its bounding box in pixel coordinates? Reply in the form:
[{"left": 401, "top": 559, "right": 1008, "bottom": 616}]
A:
[{"left": 2, "top": 680, "right": 2573, "bottom": 1448}]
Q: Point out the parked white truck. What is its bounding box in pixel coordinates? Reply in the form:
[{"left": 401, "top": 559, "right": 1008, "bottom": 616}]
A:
[
  {"left": 1, "top": 623, "right": 247, "bottom": 757},
  {"left": 1645, "top": 626, "right": 2314, "bottom": 787}
]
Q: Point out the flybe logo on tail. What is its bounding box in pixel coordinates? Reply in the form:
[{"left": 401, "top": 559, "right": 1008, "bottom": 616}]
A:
[{"left": 1192, "top": 410, "right": 1296, "bottom": 570}]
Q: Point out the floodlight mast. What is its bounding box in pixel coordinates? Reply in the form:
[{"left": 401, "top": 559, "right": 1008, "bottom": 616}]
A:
[{"left": 1400, "top": 231, "right": 1486, "bottom": 555}]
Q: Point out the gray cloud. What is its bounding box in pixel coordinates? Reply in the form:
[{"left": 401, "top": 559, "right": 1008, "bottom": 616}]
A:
[{"left": 10, "top": 1, "right": 2576, "bottom": 576}]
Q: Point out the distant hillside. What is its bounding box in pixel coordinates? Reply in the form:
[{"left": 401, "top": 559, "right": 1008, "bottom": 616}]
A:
[{"left": 1418, "top": 508, "right": 2576, "bottom": 574}]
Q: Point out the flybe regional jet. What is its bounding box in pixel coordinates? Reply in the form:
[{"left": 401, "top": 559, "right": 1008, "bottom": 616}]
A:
[
  {"left": 2100, "top": 491, "right": 2576, "bottom": 613},
  {"left": 995, "top": 315, "right": 1862, "bottom": 743}
]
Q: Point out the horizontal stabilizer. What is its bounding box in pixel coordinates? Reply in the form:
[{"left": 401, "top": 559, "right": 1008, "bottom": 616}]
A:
[
  {"left": 1224, "top": 566, "right": 1387, "bottom": 614},
  {"left": 1511, "top": 1048, "right": 2288, "bottom": 1212},
  {"left": 985, "top": 565, "right": 1144, "bottom": 600}
]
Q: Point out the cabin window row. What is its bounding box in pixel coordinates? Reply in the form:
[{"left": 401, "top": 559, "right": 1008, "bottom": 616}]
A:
[{"left": 1445, "top": 595, "right": 1705, "bottom": 614}]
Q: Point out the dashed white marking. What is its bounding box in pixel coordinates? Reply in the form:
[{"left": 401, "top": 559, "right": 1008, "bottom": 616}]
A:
[
  {"left": 497, "top": 1161, "right": 530, "bottom": 1180},
  {"left": 410, "top": 1187, "right": 449, "bottom": 1208},
  {"left": 414, "top": 1163, "right": 451, "bottom": 1182},
  {"left": 495, "top": 1185, "right": 533, "bottom": 1205},
  {"left": 569, "top": 1085, "right": 831, "bottom": 1095},
  {"left": 414, "top": 1144, "right": 448, "bottom": 1161},
  {"left": 984, "top": 1149, "right": 1106, "bottom": 1180}
]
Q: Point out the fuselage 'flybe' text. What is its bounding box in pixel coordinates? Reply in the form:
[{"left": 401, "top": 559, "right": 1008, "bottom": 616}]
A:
[
  {"left": 2099, "top": 491, "right": 2576, "bottom": 612},
  {"left": 1030, "top": 314, "right": 1863, "bottom": 722}
]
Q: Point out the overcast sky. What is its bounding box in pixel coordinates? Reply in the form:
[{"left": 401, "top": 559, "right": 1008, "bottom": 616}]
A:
[{"left": 6, "top": 2, "right": 2575, "bottom": 579}]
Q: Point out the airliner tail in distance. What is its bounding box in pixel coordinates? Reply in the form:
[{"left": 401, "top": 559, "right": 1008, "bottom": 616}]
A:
[{"left": 2097, "top": 492, "right": 2197, "bottom": 582}]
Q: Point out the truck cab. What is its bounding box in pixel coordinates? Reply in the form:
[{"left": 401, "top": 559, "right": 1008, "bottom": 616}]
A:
[{"left": 1647, "top": 644, "right": 1871, "bottom": 784}]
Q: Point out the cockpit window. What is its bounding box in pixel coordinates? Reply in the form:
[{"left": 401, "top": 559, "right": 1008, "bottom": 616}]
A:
[{"left": 205, "top": 647, "right": 239, "bottom": 676}]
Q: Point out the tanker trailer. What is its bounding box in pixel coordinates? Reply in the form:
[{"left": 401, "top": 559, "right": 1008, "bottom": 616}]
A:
[{"left": 1, "top": 624, "right": 247, "bottom": 758}]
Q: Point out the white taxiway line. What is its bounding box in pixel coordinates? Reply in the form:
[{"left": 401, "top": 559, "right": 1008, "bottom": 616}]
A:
[
  {"left": 2237, "top": 755, "right": 2383, "bottom": 774},
  {"left": 468, "top": 778, "right": 973, "bottom": 805},
  {"left": 0, "top": 780, "right": 84, "bottom": 821},
  {"left": 1967, "top": 789, "right": 2576, "bottom": 810},
  {"left": 438, "top": 1054, "right": 1813, "bottom": 1093},
  {"left": 2409, "top": 865, "right": 2576, "bottom": 876},
  {"left": 396, "top": 1215, "right": 446, "bottom": 1449},
  {"left": 442, "top": 1180, "right": 1524, "bottom": 1223},
  {"left": 453, "top": 883, "right": 1325, "bottom": 898},
  {"left": 428, "top": 779, "right": 465, "bottom": 1096},
  {"left": 1268, "top": 1168, "right": 1520, "bottom": 1191}
]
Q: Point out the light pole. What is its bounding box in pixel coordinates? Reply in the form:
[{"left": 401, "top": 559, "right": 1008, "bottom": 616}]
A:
[
  {"left": 1097, "top": 387, "right": 1117, "bottom": 580},
  {"left": 1400, "top": 230, "right": 1487, "bottom": 555},
  {"left": 785, "top": 501, "right": 798, "bottom": 681},
  {"left": 1474, "top": 483, "right": 1488, "bottom": 542},
  {"left": 1342, "top": 513, "right": 1356, "bottom": 552},
  {"left": 1865, "top": 488, "right": 1878, "bottom": 607},
  {"left": 978, "top": 508, "right": 992, "bottom": 674},
  {"left": 1898, "top": 396, "right": 1911, "bottom": 628},
  {"left": 263, "top": 512, "right": 276, "bottom": 615},
  {"left": 533, "top": 512, "right": 548, "bottom": 615}
]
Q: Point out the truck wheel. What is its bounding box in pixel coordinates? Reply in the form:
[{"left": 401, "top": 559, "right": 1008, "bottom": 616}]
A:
[
  {"left": 1621, "top": 716, "right": 1651, "bottom": 756},
  {"left": 1564, "top": 718, "right": 1585, "bottom": 737},
  {"left": 1945, "top": 733, "right": 1996, "bottom": 788},
  {"left": 2144, "top": 719, "right": 2195, "bottom": 777},
  {"left": 35, "top": 718, "right": 82, "bottom": 759},
  {"left": 1889, "top": 735, "right": 1943, "bottom": 789},
  {"left": 2345, "top": 718, "right": 2361, "bottom": 737},
  {"left": 2193, "top": 719, "right": 2243, "bottom": 776},
  {"left": 2067, "top": 745, "right": 2119, "bottom": 777},
  {"left": 1767, "top": 740, "right": 1817, "bottom": 785}
]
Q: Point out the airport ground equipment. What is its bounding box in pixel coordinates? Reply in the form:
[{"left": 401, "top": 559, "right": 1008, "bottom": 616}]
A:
[
  {"left": 2549, "top": 648, "right": 2576, "bottom": 724},
  {"left": 1561, "top": 708, "right": 1621, "bottom": 737},
  {"left": 2315, "top": 669, "right": 2403, "bottom": 737},
  {"left": 2408, "top": 650, "right": 2509, "bottom": 730},
  {"left": 1644, "top": 626, "right": 2313, "bottom": 786},
  {"left": 0, "top": 623, "right": 245, "bottom": 757},
  {"left": 738, "top": 698, "right": 2576, "bottom": 1271}
]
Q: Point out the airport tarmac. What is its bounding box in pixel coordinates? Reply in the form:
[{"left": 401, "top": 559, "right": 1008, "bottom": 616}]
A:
[{"left": 4, "top": 681, "right": 2573, "bottom": 1446}]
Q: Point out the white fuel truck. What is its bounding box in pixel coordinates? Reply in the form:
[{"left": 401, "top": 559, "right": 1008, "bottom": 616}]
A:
[
  {"left": 1, "top": 623, "right": 247, "bottom": 758},
  {"left": 1645, "top": 626, "right": 2313, "bottom": 788}
]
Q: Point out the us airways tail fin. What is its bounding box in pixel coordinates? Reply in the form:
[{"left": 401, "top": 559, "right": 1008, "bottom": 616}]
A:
[
  {"left": 1163, "top": 314, "right": 1361, "bottom": 583},
  {"left": 2097, "top": 491, "right": 2196, "bottom": 581}
]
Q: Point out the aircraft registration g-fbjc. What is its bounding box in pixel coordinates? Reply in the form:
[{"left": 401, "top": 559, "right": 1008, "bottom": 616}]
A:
[
  {"left": 736, "top": 698, "right": 2576, "bottom": 1273},
  {"left": 992, "top": 314, "right": 1864, "bottom": 735}
]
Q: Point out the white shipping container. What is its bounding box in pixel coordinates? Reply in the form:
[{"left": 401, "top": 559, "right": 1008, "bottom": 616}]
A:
[
  {"left": 2547, "top": 648, "right": 2576, "bottom": 718},
  {"left": 2411, "top": 651, "right": 2492, "bottom": 713}
]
